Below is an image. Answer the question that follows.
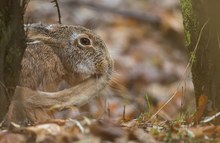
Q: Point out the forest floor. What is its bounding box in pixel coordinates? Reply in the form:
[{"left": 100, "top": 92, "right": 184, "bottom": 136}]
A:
[{"left": 1, "top": 0, "right": 220, "bottom": 142}]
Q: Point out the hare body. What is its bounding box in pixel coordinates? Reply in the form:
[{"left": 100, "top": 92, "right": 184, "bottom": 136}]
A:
[
  {"left": 20, "top": 23, "right": 112, "bottom": 91},
  {"left": 20, "top": 41, "right": 65, "bottom": 91}
]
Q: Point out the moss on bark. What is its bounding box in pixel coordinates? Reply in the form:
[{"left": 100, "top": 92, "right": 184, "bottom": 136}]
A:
[{"left": 180, "top": 0, "right": 199, "bottom": 48}]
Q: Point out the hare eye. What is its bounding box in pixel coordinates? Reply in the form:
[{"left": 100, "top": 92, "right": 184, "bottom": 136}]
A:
[{"left": 80, "top": 37, "right": 91, "bottom": 46}]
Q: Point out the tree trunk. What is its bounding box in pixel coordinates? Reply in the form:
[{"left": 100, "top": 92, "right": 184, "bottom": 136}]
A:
[
  {"left": 181, "top": 0, "right": 220, "bottom": 115},
  {"left": 0, "top": 0, "right": 26, "bottom": 121}
]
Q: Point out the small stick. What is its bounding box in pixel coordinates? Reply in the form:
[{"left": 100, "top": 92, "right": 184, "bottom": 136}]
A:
[
  {"left": 51, "top": 0, "right": 62, "bottom": 24},
  {"left": 123, "top": 105, "right": 126, "bottom": 121},
  {"left": 107, "top": 102, "right": 111, "bottom": 118},
  {"left": 0, "top": 81, "right": 10, "bottom": 102}
]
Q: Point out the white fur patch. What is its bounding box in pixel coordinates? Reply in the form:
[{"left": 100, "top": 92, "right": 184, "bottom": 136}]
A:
[
  {"left": 71, "top": 32, "right": 79, "bottom": 40},
  {"left": 77, "top": 63, "right": 95, "bottom": 74},
  {"left": 27, "top": 40, "right": 41, "bottom": 44},
  {"left": 46, "top": 25, "right": 54, "bottom": 30}
]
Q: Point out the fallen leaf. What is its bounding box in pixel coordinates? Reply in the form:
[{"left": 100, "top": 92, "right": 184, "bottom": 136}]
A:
[
  {"left": 0, "top": 132, "right": 26, "bottom": 143},
  {"left": 130, "top": 128, "right": 157, "bottom": 143},
  {"left": 194, "top": 94, "right": 208, "bottom": 124},
  {"left": 90, "top": 119, "right": 126, "bottom": 141}
]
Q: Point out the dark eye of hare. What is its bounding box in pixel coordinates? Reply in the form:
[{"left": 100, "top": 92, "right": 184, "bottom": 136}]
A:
[{"left": 80, "top": 37, "right": 91, "bottom": 46}]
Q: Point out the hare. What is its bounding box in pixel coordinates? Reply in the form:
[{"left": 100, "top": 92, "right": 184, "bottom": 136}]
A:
[{"left": 3, "top": 23, "right": 113, "bottom": 125}]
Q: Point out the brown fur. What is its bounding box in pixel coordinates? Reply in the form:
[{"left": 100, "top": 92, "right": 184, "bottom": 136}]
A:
[{"left": 2, "top": 23, "right": 113, "bottom": 126}]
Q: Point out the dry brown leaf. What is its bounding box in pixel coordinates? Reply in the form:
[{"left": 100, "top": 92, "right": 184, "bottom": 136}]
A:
[
  {"left": 131, "top": 128, "right": 157, "bottom": 143},
  {"left": 194, "top": 94, "right": 208, "bottom": 124},
  {"left": 201, "top": 125, "right": 217, "bottom": 136},
  {"left": 121, "top": 119, "right": 137, "bottom": 128},
  {"left": 26, "top": 123, "right": 61, "bottom": 142},
  {"left": 0, "top": 132, "right": 26, "bottom": 143},
  {"left": 188, "top": 127, "right": 204, "bottom": 138},
  {"left": 90, "top": 119, "right": 126, "bottom": 141},
  {"left": 189, "top": 124, "right": 217, "bottom": 138}
]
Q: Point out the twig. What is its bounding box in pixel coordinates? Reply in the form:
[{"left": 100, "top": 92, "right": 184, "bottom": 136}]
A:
[
  {"left": 67, "top": 0, "right": 161, "bottom": 27},
  {"left": 217, "top": 31, "right": 220, "bottom": 49},
  {"left": 68, "top": 119, "right": 85, "bottom": 133},
  {"left": 107, "top": 102, "right": 111, "bottom": 118},
  {"left": 180, "top": 86, "right": 184, "bottom": 117},
  {"left": 201, "top": 111, "right": 220, "bottom": 123},
  {"left": 0, "top": 81, "right": 10, "bottom": 102},
  {"left": 51, "top": 0, "right": 62, "bottom": 24},
  {"left": 123, "top": 105, "right": 126, "bottom": 121}
]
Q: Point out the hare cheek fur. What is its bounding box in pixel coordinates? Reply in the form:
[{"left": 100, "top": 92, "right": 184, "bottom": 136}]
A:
[{"left": 19, "top": 24, "right": 111, "bottom": 91}]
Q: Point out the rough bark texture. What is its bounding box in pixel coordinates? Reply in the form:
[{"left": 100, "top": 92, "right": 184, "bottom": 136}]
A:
[
  {"left": 181, "top": 0, "right": 220, "bottom": 114},
  {"left": 0, "top": 0, "right": 26, "bottom": 121}
]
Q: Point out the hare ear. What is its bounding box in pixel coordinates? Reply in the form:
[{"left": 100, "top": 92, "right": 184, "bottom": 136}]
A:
[
  {"left": 28, "top": 34, "right": 65, "bottom": 48},
  {"left": 26, "top": 24, "right": 65, "bottom": 48}
]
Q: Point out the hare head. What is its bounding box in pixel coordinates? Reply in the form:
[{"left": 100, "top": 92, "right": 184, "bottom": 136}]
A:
[{"left": 25, "top": 23, "right": 113, "bottom": 84}]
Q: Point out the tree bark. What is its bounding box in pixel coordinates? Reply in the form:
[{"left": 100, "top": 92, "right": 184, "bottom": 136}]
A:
[
  {"left": 0, "top": 0, "right": 26, "bottom": 121},
  {"left": 181, "top": 0, "right": 220, "bottom": 115}
]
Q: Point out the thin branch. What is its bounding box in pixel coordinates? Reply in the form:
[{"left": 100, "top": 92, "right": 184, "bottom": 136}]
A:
[
  {"left": 51, "top": 0, "right": 62, "bottom": 24},
  {"left": 217, "top": 31, "right": 220, "bottom": 49},
  {"left": 123, "top": 105, "right": 126, "bottom": 121},
  {"left": 0, "top": 81, "right": 10, "bottom": 102}
]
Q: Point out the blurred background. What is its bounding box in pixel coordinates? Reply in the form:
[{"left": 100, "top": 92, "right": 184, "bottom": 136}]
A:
[{"left": 25, "top": 0, "right": 196, "bottom": 121}]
